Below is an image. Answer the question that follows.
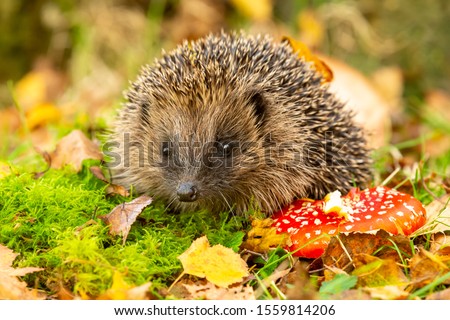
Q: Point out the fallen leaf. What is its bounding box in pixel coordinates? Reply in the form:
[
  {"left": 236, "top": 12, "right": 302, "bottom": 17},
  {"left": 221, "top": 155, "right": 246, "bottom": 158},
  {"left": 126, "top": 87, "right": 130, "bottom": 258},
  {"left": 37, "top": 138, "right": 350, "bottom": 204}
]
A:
[
  {"left": 363, "top": 285, "right": 409, "bottom": 300},
  {"left": 99, "top": 195, "right": 153, "bottom": 245},
  {"left": 90, "top": 166, "right": 129, "bottom": 197},
  {"left": 352, "top": 254, "right": 409, "bottom": 288},
  {"left": 242, "top": 218, "right": 289, "bottom": 253},
  {"left": 409, "top": 248, "right": 450, "bottom": 288},
  {"left": 230, "top": 0, "right": 272, "bottom": 21},
  {"left": 297, "top": 9, "right": 324, "bottom": 48},
  {"left": 412, "top": 194, "right": 450, "bottom": 236},
  {"left": 426, "top": 287, "right": 450, "bottom": 300},
  {"left": 285, "top": 263, "right": 319, "bottom": 300},
  {"left": 14, "top": 71, "right": 47, "bottom": 111},
  {"left": 26, "top": 103, "right": 61, "bottom": 130},
  {"left": 97, "top": 271, "right": 151, "bottom": 300},
  {"left": 283, "top": 36, "right": 333, "bottom": 83},
  {"left": 371, "top": 66, "right": 404, "bottom": 112},
  {"left": 319, "top": 55, "right": 391, "bottom": 148},
  {"left": 322, "top": 231, "right": 413, "bottom": 272},
  {"left": 319, "top": 273, "right": 358, "bottom": 298},
  {"left": 14, "top": 61, "right": 67, "bottom": 112},
  {"left": 48, "top": 130, "right": 103, "bottom": 172},
  {"left": 177, "top": 236, "right": 249, "bottom": 288},
  {"left": 0, "top": 245, "right": 44, "bottom": 299},
  {"left": 177, "top": 280, "right": 255, "bottom": 300}
]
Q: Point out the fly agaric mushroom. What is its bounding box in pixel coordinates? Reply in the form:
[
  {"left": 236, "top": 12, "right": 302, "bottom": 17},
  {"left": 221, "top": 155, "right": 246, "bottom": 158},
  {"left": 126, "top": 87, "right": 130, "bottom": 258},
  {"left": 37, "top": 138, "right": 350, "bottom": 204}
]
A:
[{"left": 272, "top": 186, "right": 426, "bottom": 258}]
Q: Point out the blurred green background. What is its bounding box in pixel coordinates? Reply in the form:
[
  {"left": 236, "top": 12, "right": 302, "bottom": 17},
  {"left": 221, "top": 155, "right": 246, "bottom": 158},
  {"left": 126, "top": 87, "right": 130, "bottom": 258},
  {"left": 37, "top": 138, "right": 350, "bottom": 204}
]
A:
[{"left": 0, "top": 0, "right": 449, "bottom": 160}]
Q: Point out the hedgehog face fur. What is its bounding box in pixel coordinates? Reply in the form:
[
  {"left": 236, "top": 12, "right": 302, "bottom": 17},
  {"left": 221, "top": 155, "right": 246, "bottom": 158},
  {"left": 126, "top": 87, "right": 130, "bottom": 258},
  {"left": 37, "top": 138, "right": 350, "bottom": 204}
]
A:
[{"left": 107, "top": 32, "right": 372, "bottom": 215}]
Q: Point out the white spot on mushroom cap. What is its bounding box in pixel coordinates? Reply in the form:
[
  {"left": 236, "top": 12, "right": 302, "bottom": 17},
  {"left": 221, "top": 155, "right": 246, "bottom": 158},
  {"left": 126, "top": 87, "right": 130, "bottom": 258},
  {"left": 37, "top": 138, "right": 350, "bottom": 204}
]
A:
[
  {"left": 345, "top": 225, "right": 353, "bottom": 230},
  {"left": 404, "top": 203, "right": 415, "bottom": 212},
  {"left": 282, "top": 219, "right": 291, "bottom": 224},
  {"left": 365, "top": 215, "right": 372, "bottom": 219},
  {"left": 396, "top": 211, "right": 404, "bottom": 217},
  {"left": 305, "top": 233, "right": 311, "bottom": 239},
  {"left": 314, "top": 218, "right": 322, "bottom": 226},
  {"left": 287, "top": 227, "right": 296, "bottom": 233},
  {"left": 301, "top": 220, "right": 309, "bottom": 226},
  {"left": 328, "top": 229, "right": 336, "bottom": 235}
]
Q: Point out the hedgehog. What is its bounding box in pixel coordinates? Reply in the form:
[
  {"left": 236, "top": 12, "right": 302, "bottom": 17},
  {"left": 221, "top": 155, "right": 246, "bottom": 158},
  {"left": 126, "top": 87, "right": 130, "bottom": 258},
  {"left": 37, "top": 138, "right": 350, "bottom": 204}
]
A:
[{"left": 107, "top": 32, "right": 372, "bottom": 215}]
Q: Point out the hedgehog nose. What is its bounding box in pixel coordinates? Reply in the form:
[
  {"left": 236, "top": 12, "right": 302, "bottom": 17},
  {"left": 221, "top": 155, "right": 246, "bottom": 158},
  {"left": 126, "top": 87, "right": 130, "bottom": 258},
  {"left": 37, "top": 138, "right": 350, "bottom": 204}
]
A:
[{"left": 177, "top": 182, "right": 198, "bottom": 202}]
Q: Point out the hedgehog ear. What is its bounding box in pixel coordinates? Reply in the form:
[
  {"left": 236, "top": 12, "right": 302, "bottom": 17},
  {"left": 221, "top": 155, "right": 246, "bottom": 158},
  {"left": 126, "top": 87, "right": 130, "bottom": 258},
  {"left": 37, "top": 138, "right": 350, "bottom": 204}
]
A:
[{"left": 247, "top": 90, "right": 267, "bottom": 128}]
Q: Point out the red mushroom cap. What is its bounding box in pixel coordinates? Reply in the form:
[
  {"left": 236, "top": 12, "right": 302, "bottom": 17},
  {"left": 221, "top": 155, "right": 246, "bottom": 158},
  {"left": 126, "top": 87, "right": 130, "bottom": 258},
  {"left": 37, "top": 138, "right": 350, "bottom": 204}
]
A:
[{"left": 272, "top": 186, "right": 426, "bottom": 258}]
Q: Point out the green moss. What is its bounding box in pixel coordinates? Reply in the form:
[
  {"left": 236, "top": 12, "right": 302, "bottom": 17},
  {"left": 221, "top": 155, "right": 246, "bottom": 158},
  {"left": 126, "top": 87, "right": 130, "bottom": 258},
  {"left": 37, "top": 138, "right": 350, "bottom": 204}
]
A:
[{"left": 0, "top": 162, "right": 247, "bottom": 296}]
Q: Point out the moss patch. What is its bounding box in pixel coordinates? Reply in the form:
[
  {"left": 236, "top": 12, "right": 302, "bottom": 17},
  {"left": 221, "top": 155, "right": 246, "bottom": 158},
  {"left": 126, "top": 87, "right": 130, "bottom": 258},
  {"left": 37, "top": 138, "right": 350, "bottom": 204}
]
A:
[{"left": 0, "top": 162, "right": 247, "bottom": 297}]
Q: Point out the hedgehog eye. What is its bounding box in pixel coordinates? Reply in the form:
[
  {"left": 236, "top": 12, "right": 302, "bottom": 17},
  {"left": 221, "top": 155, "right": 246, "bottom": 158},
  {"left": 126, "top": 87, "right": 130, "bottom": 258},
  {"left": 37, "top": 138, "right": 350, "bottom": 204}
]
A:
[
  {"left": 216, "top": 141, "right": 236, "bottom": 158},
  {"left": 222, "top": 142, "right": 233, "bottom": 157},
  {"left": 161, "top": 141, "right": 171, "bottom": 157}
]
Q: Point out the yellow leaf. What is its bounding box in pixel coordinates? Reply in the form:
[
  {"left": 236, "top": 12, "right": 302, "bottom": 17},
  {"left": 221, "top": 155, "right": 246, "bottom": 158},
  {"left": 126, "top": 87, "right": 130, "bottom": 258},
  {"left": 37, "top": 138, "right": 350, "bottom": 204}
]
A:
[
  {"left": 15, "top": 71, "right": 47, "bottom": 110},
  {"left": 242, "top": 218, "right": 289, "bottom": 253},
  {"left": 230, "top": 0, "right": 272, "bottom": 21},
  {"left": 178, "top": 236, "right": 249, "bottom": 288},
  {"left": 297, "top": 9, "right": 324, "bottom": 48},
  {"left": 352, "top": 254, "right": 409, "bottom": 288},
  {"left": 282, "top": 36, "right": 333, "bottom": 83},
  {"left": 97, "top": 271, "right": 151, "bottom": 300},
  {"left": 0, "top": 245, "right": 44, "bottom": 299},
  {"left": 26, "top": 103, "right": 61, "bottom": 130}
]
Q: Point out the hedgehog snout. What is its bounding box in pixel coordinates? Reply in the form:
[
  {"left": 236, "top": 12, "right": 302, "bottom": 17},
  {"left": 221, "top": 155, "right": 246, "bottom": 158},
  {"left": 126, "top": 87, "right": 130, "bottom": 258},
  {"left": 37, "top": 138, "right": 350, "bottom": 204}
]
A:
[{"left": 176, "top": 181, "right": 198, "bottom": 202}]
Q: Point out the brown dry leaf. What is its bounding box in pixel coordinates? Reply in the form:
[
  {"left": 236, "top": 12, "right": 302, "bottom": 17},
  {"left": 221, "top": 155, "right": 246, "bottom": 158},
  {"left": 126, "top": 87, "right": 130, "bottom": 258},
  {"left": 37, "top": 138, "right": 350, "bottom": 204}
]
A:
[
  {"left": 26, "top": 103, "right": 61, "bottom": 130},
  {"left": 283, "top": 36, "right": 333, "bottom": 83},
  {"left": 319, "top": 55, "right": 391, "bottom": 149},
  {"left": 230, "top": 0, "right": 272, "bottom": 22},
  {"left": 242, "top": 218, "right": 289, "bottom": 253},
  {"left": 179, "top": 280, "right": 255, "bottom": 300},
  {"left": 0, "top": 245, "right": 44, "bottom": 299},
  {"left": 285, "top": 263, "right": 319, "bottom": 299},
  {"left": 48, "top": 130, "right": 103, "bottom": 172},
  {"left": 97, "top": 271, "right": 151, "bottom": 300},
  {"left": 412, "top": 194, "right": 450, "bottom": 236},
  {"left": 426, "top": 287, "right": 450, "bottom": 300},
  {"left": 90, "top": 166, "right": 129, "bottom": 197},
  {"left": 430, "top": 233, "right": 450, "bottom": 254},
  {"left": 352, "top": 254, "right": 409, "bottom": 288},
  {"left": 363, "top": 285, "right": 409, "bottom": 300},
  {"left": 177, "top": 236, "right": 249, "bottom": 288},
  {"left": 99, "top": 195, "right": 153, "bottom": 245},
  {"left": 322, "top": 231, "right": 412, "bottom": 272},
  {"left": 409, "top": 248, "right": 450, "bottom": 288}
]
